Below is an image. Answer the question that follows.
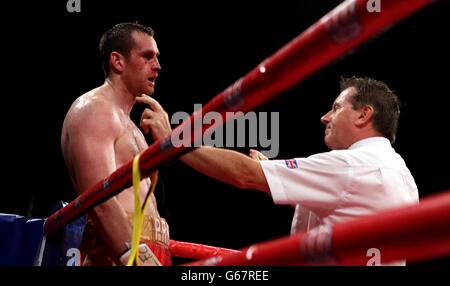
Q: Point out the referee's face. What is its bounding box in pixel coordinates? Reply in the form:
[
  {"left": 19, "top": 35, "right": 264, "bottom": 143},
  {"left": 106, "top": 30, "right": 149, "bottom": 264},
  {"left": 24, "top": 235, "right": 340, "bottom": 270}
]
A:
[{"left": 321, "top": 87, "right": 359, "bottom": 150}]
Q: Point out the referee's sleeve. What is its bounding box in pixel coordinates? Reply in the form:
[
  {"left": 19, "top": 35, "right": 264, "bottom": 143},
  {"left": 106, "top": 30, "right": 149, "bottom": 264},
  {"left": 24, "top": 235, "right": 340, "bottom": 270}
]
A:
[{"left": 259, "top": 152, "right": 352, "bottom": 211}]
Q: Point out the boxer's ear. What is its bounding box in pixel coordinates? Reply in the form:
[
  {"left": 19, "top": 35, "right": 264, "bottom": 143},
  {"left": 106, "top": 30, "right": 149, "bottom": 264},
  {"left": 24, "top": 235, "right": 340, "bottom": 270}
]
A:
[{"left": 110, "top": 52, "right": 126, "bottom": 73}]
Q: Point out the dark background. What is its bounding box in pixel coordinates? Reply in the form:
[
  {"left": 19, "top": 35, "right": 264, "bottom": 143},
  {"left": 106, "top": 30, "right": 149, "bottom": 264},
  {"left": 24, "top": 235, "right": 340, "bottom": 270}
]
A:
[{"left": 2, "top": 0, "right": 449, "bottom": 264}]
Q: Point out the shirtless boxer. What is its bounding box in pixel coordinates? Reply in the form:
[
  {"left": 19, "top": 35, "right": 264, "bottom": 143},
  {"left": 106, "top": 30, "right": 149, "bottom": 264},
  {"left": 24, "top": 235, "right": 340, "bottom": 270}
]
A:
[{"left": 61, "top": 22, "right": 171, "bottom": 266}]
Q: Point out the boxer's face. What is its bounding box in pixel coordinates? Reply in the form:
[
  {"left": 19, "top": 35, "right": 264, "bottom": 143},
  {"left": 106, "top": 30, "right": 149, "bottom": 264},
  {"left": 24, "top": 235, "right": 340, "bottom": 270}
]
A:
[{"left": 122, "top": 32, "right": 161, "bottom": 97}]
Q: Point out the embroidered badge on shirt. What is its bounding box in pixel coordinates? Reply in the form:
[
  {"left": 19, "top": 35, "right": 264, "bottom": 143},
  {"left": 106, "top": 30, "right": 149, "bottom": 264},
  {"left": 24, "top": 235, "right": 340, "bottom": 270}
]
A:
[{"left": 285, "top": 159, "right": 298, "bottom": 169}]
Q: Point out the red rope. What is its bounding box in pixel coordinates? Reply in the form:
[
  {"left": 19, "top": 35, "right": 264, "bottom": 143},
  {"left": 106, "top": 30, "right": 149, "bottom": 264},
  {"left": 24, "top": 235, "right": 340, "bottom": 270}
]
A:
[
  {"left": 44, "top": 0, "right": 433, "bottom": 235},
  {"left": 184, "top": 190, "right": 450, "bottom": 266},
  {"left": 169, "top": 240, "right": 239, "bottom": 260}
]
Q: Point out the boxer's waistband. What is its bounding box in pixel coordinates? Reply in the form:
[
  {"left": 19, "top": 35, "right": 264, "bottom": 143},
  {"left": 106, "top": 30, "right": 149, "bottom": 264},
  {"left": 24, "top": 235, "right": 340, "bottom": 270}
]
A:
[{"left": 126, "top": 212, "right": 170, "bottom": 246}]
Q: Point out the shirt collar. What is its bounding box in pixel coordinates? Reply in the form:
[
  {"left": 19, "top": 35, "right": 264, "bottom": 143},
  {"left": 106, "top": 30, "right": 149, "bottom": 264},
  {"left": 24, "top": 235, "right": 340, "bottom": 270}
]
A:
[{"left": 348, "top": 137, "right": 391, "bottom": 150}]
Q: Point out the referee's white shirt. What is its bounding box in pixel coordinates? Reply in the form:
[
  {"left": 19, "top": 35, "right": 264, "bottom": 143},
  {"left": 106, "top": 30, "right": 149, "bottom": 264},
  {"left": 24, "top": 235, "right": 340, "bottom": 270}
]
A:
[{"left": 260, "top": 136, "right": 419, "bottom": 251}]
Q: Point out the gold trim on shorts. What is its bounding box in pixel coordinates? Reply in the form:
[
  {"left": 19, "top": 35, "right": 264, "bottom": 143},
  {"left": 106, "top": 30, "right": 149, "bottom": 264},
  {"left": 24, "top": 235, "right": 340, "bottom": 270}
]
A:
[{"left": 126, "top": 212, "right": 170, "bottom": 246}]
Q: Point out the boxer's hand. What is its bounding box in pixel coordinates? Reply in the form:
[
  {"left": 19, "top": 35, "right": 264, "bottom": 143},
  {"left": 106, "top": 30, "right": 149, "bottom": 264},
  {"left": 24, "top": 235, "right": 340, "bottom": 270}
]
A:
[
  {"left": 136, "top": 95, "right": 172, "bottom": 140},
  {"left": 119, "top": 243, "right": 162, "bottom": 266},
  {"left": 249, "top": 149, "right": 268, "bottom": 161}
]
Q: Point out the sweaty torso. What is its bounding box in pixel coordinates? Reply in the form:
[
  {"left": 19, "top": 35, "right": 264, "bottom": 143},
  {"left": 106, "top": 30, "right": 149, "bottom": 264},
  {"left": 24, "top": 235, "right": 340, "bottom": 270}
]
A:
[
  {"left": 114, "top": 113, "right": 159, "bottom": 217},
  {"left": 61, "top": 86, "right": 159, "bottom": 218}
]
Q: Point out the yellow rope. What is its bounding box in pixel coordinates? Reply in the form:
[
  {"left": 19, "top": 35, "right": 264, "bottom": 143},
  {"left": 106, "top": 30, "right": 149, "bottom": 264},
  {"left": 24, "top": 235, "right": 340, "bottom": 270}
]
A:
[{"left": 127, "top": 154, "right": 158, "bottom": 266}]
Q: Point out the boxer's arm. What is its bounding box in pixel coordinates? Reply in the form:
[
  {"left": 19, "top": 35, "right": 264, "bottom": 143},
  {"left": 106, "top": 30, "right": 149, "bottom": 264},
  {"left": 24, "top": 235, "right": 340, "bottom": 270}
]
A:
[{"left": 64, "top": 107, "right": 132, "bottom": 260}]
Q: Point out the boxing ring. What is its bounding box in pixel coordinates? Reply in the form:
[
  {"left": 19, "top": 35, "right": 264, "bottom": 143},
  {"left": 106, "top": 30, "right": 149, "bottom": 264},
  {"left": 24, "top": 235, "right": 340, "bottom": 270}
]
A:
[{"left": 9, "top": 0, "right": 449, "bottom": 266}]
